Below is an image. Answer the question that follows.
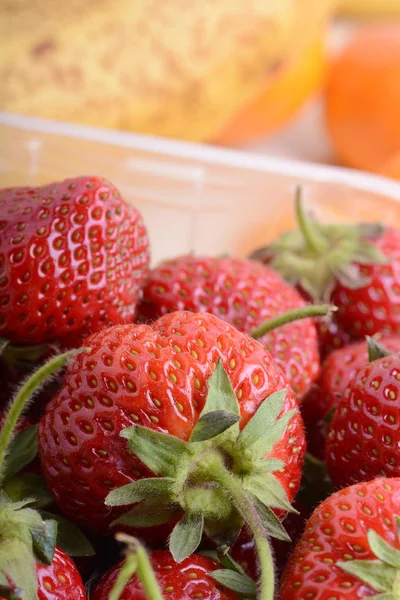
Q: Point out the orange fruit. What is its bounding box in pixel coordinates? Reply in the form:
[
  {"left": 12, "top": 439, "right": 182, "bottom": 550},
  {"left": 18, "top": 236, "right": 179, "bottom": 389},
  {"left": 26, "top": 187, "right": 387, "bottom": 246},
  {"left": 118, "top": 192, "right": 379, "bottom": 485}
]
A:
[
  {"left": 325, "top": 23, "right": 400, "bottom": 173},
  {"left": 215, "top": 35, "right": 326, "bottom": 146},
  {"left": 379, "top": 152, "right": 400, "bottom": 181}
]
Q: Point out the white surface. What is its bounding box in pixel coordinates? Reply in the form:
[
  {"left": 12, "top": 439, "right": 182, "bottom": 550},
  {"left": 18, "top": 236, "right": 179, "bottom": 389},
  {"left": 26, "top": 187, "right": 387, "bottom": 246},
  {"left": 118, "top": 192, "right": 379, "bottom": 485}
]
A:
[{"left": 1, "top": 112, "right": 400, "bottom": 267}]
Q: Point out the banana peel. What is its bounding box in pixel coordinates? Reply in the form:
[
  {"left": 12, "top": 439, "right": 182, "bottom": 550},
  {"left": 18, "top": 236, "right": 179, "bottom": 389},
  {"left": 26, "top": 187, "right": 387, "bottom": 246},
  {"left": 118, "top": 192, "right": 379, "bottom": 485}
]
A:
[{"left": 0, "top": 0, "right": 333, "bottom": 142}]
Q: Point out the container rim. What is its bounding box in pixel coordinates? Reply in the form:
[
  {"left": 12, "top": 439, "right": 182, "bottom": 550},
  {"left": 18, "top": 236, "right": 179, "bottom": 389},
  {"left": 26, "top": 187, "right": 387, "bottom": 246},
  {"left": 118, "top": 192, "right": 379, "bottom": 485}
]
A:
[{"left": 1, "top": 111, "right": 400, "bottom": 202}]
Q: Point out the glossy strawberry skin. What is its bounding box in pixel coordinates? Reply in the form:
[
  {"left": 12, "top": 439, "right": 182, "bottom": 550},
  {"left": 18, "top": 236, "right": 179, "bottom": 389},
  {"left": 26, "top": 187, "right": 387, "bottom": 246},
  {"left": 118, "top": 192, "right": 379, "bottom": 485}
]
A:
[
  {"left": 138, "top": 256, "right": 319, "bottom": 402},
  {"left": 331, "top": 227, "right": 400, "bottom": 340},
  {"left": 91, "top": 551, "right": 238, "bottom": 600},
  {"left": 326, "top": 352, "right": 400, "bottom": 488},
  {"left": 0, "top": 176, "right": 150, "bottom": 346},
  {"left": 38, "top": 311, "right": 305, "bottom": 533},
  {"left": 302, "top": 335, "right": 400, "bottom": 458},
  {"left": 279, "top": 477, "right": 400, "bottom": 599},
  {"left": 36, "top": 546, "right": 86, "bottom": 600}
]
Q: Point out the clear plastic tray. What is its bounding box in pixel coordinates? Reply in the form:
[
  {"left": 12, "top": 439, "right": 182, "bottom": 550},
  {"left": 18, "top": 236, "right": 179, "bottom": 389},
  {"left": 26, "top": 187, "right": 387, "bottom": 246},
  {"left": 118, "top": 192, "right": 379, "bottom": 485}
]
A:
[{"left": 1, "top": 112, "right": 400, "bottom": 265}]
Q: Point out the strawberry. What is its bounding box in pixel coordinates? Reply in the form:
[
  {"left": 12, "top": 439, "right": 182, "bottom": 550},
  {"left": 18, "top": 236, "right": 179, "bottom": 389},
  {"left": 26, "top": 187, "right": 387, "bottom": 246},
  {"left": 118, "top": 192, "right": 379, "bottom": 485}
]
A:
[
  {"left": 251, "top": 189, "right": 400, "bottom": 351},
  {"left": 325, "top": 339, "right": 400, "bottom": 488},
  {"left": 0, "top": 176, "right": 150, "bottom": 347},
  {"left": 302, "top": 334, "right": 400, "bottom": 458},
  {"left": 92, "top": 549, "right": 240, "bottom": 600},
  {"left": 39, "top": 311, "right": 306, "bottom": 600},
  {"left": 35, "top": 546, "right": 86, "bottom": 600},
  {"left": 279, "top": 477, "right": 400, "bottom": 599},
  {"left": 137, "top": 255, "right": 321, "bottom": 401}
]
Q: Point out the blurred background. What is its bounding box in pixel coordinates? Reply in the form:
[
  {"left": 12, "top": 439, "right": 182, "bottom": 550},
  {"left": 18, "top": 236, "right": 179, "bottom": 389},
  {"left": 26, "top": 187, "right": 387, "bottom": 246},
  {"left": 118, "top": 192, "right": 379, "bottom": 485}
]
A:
[{"left": 1, "top": 0, "right": 400, "bottom": 180}]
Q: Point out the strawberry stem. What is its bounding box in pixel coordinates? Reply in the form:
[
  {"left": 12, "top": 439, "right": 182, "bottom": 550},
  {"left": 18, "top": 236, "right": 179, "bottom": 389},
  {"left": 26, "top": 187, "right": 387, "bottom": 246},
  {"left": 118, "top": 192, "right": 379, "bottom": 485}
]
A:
[
  {"left": 208, "top": 461, "right": 275, "bottom": 600},
  {"left": 251, "top": 304, "right": 336, "bottom": 340},
  {"left": 0, "top": 350, "right": 80, "bottom": 482},
  {"left": 295, "top": 187, "right": 327, "bottom": 255},
  {"left": 113, "top": 533, "right": 164, "bottom": 600}
]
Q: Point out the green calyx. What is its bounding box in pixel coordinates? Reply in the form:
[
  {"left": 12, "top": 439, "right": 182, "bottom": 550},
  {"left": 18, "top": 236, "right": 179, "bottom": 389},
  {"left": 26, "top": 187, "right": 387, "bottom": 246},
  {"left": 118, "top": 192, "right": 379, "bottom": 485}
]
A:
[
  {"left": 106, "top": 361, "right": 299, "bottom": 600},
  {"left": 338, "top": 517, "right": 400, "bottom": 599},
  {"left": 0, "top": 492, "right": 57, "bottom": 600},
  {"left": 367, "top": 336, "right": 392, "bottom": 362},
  {"left": 251, "top": 187, "right": 387, "bottom": 301},
  {"left": 0, "top": 351, "right": 95, "bottom": 600}
]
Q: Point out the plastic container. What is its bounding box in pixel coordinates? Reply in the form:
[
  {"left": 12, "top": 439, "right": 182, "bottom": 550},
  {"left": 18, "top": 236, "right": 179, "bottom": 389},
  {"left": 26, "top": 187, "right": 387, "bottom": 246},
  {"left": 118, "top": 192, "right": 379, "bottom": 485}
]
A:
[{"left": 1, "top": 112, "right": 400, "bottom": 265}]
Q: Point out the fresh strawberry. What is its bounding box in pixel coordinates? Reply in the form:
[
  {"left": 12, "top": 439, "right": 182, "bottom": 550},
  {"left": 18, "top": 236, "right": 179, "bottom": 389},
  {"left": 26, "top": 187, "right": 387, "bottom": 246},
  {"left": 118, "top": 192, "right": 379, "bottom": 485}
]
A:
[
  {"left": 0, "top": 176, "right": 150, "bottom": 347},
  {"left": 251, "top": 189, "right": 400, "bottom": 350},
  {"left": 279, "top": 477, "right": 400, "bottom": 599},
  {"left": 137, "top": 255, "right": 321, "bottom": 402},
  {"left": 36, "top": 546, "right": 86, "bottom": 600},
  {"left": 39, "top": 311, "right": 305, "bottom": 600},
  {"left": 92, "top": 550, "right": 239, "bottom": 600},
  {"left": 325, "top": 339, "right": 400, "bottom": 488},
  {"left": 312, "top": 316, "right": 352, "bottom": 360},
  {"left": 302, "top": 334, "right": 400, "bottom": 458}
]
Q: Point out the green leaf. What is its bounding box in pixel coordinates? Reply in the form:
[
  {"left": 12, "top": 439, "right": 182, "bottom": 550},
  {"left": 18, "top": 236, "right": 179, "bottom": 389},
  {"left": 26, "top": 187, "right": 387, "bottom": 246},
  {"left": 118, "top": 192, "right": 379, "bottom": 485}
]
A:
[
  {"left": 189, "top": 411, "right": 240, "bottom": 443},
  {"left": 368, "top": 529, "right": 400, "bottom": 568},
  {"left": 203, "top": 509, "right": 243, "bottom": 549},
  {"left": 256, "top": 458, "right": 285, "bottom": 473},
  {"left": 40, "top": 511, "right": 95, "bottom": 557},
  {"left": 0, "top": 338, "right": 9, "bottom": 355},
  {"left": 111, "top": 497, "right": 179, "bottom": 528},
  {"left": 31, "top": 519, "right": 57, "bottom": 565},
  {"left": 201, "top": 361, "right": 240, "bottom": 417},
  {"left": 210, "top": 570, "right": 257, "bottom": 596},
  {"left": 251, "top": 494, "right": 290, "bottom": 541},
  {"left": 106, "top": 477, "right": 174, "bottom": 507},
  {"left": 238, "top": 390, "right": 287, "bottom": 449},
  {"left": 338, "top": 559, "right": 395, "bottom": 593},
  {"left": 0, "top": 539, "right": 38, "bottom": 600},
  {"left": 244, "top": 473, "right": 296, "bottom": 513},
  {"left": 251, "top": 409, "right": 296, "bottom": 461},
  {"left": 121, "top": 426, "right": 189, "bottom": 477},
  {"left": 369, "top": 594, "right": 397, "bottom": 600},
  {"left": 216, "top": 551, "right": 247, "bottom": 577},
  {"left": 3, "top": 473, "right": 53, "bottom": 509},
  {"left": 169, "top": 513, "right": 204, "bottom": 563},
  {"left": 3, "top": 425, "right": 38, "bottom": 481},
  {"left": 367, "top": 336, "right": 391, "bottom": 363}
]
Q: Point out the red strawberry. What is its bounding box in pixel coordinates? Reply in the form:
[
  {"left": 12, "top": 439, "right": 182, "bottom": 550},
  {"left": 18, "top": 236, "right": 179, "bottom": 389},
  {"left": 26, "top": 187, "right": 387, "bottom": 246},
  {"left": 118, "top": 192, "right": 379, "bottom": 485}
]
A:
[
  {"left": 39, "top": 311, "right": 305, "bottom": 599},
  {"left": 39, "top": 311, "right": 304, "bottom": 532},
  {"left": 325, "top": 341, "right": 400, "bottom": 488},
  {"left": 0, "top": 176, "right": 150, "bottom": 347},
  {"left": 0, "top": 546, "right": 86, "bottom": 600},
  {"left": 302, "top": 334, "right": 400, "bottom": 458},
  {"left": 279, "top": 477, "right": 400, "bottom": 599},
  {"left": 251, "top": 190, "right": 400, "bottom": 350},
  {"left": 36, "top": 546, "right": 86, "bottom": 600},
  {"left": 92, "top": 550, "right": 239, "bottom": 600},
  {"left": 313, "top": 317, "right": 352, "bottom": 360},
  {"left": 137, "top": 255, "right": 320, "bottom": 402}
]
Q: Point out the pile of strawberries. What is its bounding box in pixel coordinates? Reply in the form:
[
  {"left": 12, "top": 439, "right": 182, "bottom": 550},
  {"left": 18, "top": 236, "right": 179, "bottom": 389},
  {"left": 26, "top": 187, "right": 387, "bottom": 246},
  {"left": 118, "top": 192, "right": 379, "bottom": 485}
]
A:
[{"left": 1, "top": 177, "right": 400, "bottom": 600}]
